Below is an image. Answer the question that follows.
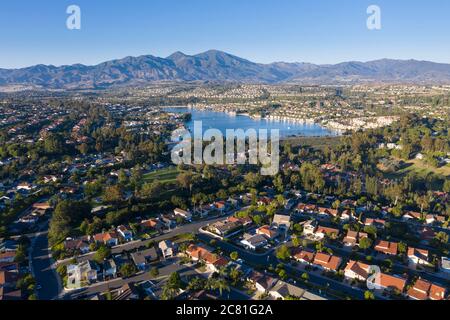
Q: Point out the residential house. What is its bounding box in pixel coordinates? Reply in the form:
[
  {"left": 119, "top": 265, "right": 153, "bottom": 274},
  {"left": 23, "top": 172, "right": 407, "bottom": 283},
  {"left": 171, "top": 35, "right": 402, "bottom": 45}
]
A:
[
  {"left": 186, "top": 244, "right": 228, "bottom": 273},
  {"left": 269, "top": 281, "right": 306, "bottom": 300},
  {"left": 407, "top": 247, "right": 430, "bottom": 267},
  {"left": 343, "top": 231, "right": 359, "bottom": 247},
  {"left": 343, "top": 231, "right": 368, "bottom": 248},
  {"left": 247, "top": 270, "right": 278, "bottom": 293},
  {"left": 418, "top": 227, "right": 436, "bottom": 242},
  {"left": 440, "top": 257, "right": 450, "bottom": 275},
  {"left": 318, "top": 207, "right": 339, "bottom": 219},
  {"left": 340, "top": 209, "right": 352, "bottom": 222},
  {"left": 364, "top": 218, "right": 386, "bottom": 229},
  {"left": 407, "top": 278, "right": 447, "bottom": 300},
  {"left": 93, "top": 232, "right": 119, "bottom": 247},
  {"left": 117, "top": 225, "right": 133, "bottom": 242},
  {"left": 292, "top": 250, "right": 315, "bottom": 265},
  {"left": 240, "top": 234, "right": 267, "bottom": 251},
  {"left": 374, "top": 240, "right": 398, "bottom": 256},
  {"left": 0, "top": 287, "right": 22, "bottom": 300},
  {"left": 174, "top": 208, "right": 192, "bottom": 221},
  {"left": 314, "top": 225, "right": 340, "bottom": 240},
  {"left": 212, "top": 201, "right": 229, "bottom": 214},
  {"left": 32, "top": 202, "right": 52, "bottom": 212},
  {"left": 140, "top": 219, "right": 163, "bottom": 233},
  {"left": 16, "top": 182, "right": 34, "bottom": 191},
  {"left": 208, "top": 220, "right": 243, "bottom": 239},
  {"left": 159, "top": 215, "right": 177, "bottom": 230},
  {"left": 159, "top": 240, "right": 175, "bottom": 259},
  {"left": 296, "top": 203, "right": 317, "bottom": 214},
  {"left": 131, "top": 247, "right": 158, "bottom": 270},
  {"left": 272, "top": 214, "right": 291, "bottom": 231},
  {"left": 103, "top": 259, "right": 117, "bottom": 279},
  {"left": 0, "top": 271, "right": 21, "bottom": 301},
  {"left": 195, "top": 204, "right": 213, "bottom": 218},
  {"left": 0, "top": 271, "right": 19, "bottom": 290},
  {"left": 312, "top": 252, "right": 342, "bottom": 272},
  {"left": 402, "top": 211, "right": 422, "bottom": 222},
  {"left": 257, "top": 196, "right": 273, "bottom": 206},
  {"left": 67, "top": 260, "right": 99, "bottom": 288},
  {"left": 425, "top": 215, "right": 436, "bottom": 225},
  {"left": 114, "top": 283, "right": 139, "bottom": 300},
  {"left": 377, "top": 273, "right": 407, "bottom": 293},
  {"left": 64, "top": 237, "right": 90, "bottom": 254},
  {"left": 19, "top": 214, "right": 38, "bottom": 224},
  {"left": 256, "top": 225, "right": 279, "bottom": 240},
  {"left": 0, "top": 252, "right": 16, "bottom": 264},
  {"left": 344, "top": 260, "right": 371, "bottom": 281},
  {"left": 228, "top": 216, "right": 252, "bottom": 227},
  {"left": 302, "top": 220, "right": 318, "bottom": 237}
]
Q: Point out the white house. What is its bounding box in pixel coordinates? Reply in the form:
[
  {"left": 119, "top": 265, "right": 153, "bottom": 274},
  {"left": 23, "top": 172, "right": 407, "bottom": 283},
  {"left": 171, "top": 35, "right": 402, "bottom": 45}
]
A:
[
  {"left": 240, "top": 234, "right": 267, "bottom": 251},
  {"left": 440, "top": 257, "right": 450, "bottom": 275},
  {"left": 174, "top": 208, "right": 192, "bottom": 221},
  {"left": 408, "top": 247, "right": 430, "bottom": 267},
  {"left": 159, "top": 240, "right": 174, "bottom": 259},
  {"left": 117, "top": 225, "right": 133, "bottom": 242},
  {"left": 344, "top": 260, "right": 371, "bottom": 281}
]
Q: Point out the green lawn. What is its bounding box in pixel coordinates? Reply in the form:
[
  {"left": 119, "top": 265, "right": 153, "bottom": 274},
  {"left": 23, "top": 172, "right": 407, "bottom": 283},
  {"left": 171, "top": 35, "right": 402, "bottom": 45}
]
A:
[
  {"left": 143, "top": 167, "right": 180, "bottom": 184},
  {"left": 395, "top": 159, "right": 450, "bottom": 178},
  {"left": 381, "top": 158, "right": 450, "bottom": 183}
]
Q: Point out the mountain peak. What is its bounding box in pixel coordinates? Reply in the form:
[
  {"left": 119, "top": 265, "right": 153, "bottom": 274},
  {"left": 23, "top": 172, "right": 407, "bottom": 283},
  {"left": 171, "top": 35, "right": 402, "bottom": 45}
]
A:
[
  {"left": 1, "top": 51, "right": 450, "bottom": 89},
  {"left": 166, "top": 51, "right": 189, "bottom": 60}
]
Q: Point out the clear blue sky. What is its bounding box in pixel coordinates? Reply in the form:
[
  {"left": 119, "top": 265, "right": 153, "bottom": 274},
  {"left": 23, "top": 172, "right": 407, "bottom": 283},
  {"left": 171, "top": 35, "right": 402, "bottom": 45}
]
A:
[{"left": 0, "top": 0, "right": 449, "bottom": 68}]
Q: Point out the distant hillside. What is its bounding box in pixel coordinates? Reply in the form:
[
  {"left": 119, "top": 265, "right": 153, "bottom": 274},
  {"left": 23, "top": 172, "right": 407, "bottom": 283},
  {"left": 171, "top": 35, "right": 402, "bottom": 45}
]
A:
[{"left": 1, "top": 50, "right": 450, "bottom": 89}]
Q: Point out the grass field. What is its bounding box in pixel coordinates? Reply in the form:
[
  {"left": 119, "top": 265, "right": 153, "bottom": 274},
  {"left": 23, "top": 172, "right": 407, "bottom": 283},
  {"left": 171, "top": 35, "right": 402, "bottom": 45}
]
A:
[
  {"left": 143, "top": 167, "right": 180, "bottom": 184},
  {"left": 401, "top": 159, "right": 450, "bottom": 178},
  {"left": 384, "top": 158, "right": 450, "bottom": 179}
]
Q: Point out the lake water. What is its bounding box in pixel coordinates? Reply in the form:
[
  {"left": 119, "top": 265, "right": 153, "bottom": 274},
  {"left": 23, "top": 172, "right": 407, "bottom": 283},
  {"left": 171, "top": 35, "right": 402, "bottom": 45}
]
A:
[{"left": 163, "top": 107, "right": 336, "bottom": 138}]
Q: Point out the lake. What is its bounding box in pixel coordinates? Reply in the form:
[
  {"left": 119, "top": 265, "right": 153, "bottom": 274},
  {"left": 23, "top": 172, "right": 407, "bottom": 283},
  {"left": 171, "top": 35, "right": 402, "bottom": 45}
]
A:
[{"left": 163, "top": 107, "right": 336, "bottom": 138}]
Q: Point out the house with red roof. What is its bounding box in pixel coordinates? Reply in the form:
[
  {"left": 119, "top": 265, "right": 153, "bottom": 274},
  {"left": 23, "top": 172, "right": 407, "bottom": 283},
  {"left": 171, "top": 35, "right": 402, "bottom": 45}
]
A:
[{"left": 407, "top": 278, "right": 446, "bottom": 300}]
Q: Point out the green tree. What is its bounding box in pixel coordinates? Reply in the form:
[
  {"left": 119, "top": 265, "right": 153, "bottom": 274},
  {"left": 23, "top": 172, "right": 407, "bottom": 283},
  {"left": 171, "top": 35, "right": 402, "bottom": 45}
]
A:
[
  {"left": 94, "top": 245, "right": 111, "bottom": 264},
  {"left": 149, "top": 267, "right": 159, "bottom": 278},
  {"left": 364, "top": 290, "right": 375, "bottom": 300},
  {"left": 276, "top": 245, "right": 291, "bottom": 261},
  {"left": 359, "top": 237, "right": 373, "bottom": 250},
  {"left": 230, "top": 251, "right": 239, "bottom": 261},
  {"left": 187, "top": 277, "right": 206, "bottom": 291},
  {"left": 161, "top": 272, "right": 182, "bottom": 300},
  {"left": 120, "top": 263, "right": 137, "bottom": 278}
]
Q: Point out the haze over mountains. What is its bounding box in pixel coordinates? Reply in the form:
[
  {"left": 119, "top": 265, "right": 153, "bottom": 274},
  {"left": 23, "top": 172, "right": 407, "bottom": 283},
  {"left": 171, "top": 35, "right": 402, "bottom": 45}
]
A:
[{"left": 1, "top": 50, "right": 450, "bottom": 90}]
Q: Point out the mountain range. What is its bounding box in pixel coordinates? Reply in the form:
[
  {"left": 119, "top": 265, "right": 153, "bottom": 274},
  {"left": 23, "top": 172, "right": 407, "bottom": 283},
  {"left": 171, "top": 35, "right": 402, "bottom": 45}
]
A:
[{"left": 1, "top": 50, "right": 450, "bottom": 90}]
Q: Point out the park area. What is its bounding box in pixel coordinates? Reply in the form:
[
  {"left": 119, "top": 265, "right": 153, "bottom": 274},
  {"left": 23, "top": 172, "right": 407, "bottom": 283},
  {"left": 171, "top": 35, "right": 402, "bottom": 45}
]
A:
[{"left": 143, "top": 167, "right": 180, "bottom": 184}]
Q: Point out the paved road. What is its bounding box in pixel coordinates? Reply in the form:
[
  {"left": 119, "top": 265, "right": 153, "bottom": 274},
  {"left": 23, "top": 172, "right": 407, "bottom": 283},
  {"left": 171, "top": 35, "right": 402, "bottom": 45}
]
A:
[
  {"left": 197, "top": 233, "right": 369, "bottom": 300},
  {"left": 57, "top": 213, "right": 236, "bottom": 267},
  {"left": 29, "top": 212, "right": 235, "bottom": 300},
  {"left": 63, "top": 257, "right": 249, "bottom": 300},
  {"left": 31, "top": 230, "right": 63, "bottom": 300}
]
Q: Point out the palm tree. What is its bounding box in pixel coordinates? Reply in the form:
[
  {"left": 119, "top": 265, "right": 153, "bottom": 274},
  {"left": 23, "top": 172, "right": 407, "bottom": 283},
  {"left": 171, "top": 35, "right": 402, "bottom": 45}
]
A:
[{"left": 208, "top": 278, "right": 230, "bottom": 296}]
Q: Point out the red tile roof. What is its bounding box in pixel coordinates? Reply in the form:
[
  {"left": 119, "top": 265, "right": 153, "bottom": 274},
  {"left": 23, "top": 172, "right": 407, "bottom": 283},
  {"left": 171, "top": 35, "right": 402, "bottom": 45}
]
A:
[
  {"left": 374, "top": 240, "right": 398, "bottom": 255},
  {"left": 313, "top": 252, "right": 342, "bottom": 271}
]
